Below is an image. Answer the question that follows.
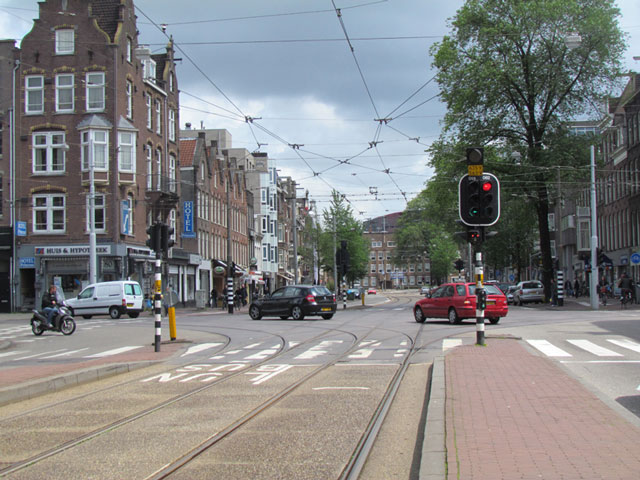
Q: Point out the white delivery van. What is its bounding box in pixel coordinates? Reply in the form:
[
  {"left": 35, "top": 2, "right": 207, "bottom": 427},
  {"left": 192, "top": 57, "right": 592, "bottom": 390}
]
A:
[{"left": 66, "top": 281, "right": 144, "bottom": 319}]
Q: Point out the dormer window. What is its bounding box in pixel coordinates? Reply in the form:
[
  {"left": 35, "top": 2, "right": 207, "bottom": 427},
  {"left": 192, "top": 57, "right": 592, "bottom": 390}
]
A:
[
  {"left": 55, "top": 28, "right": 74, "bottom": 55},
  {"left": 143, "top": 58, "right": 156, "bottom": 82}
]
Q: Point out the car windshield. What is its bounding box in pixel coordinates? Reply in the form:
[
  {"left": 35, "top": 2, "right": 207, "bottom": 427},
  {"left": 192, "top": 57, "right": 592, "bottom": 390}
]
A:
[
  {"left": 310, "top": 286, "right": 332, "bottom": 296},
  {"left": 468, "top": 285, "right": 503, "bottom": 295},
  {"left": 523, "top": 282, "right": 542, "bottom": 289}
]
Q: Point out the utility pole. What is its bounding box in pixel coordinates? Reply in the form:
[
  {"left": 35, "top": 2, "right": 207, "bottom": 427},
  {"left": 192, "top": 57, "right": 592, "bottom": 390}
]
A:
[
  {"left": 226, "top": 159, "right": 234, "bottom": 314},
  {"left": 88, "top": 135, "right": 97, "bottom": 285},
  {"left": 292, "top": 181, "right": 298, "bottom": 284},
  {"left": 333, "top": 214, "right": 338, "bottom": 294}
]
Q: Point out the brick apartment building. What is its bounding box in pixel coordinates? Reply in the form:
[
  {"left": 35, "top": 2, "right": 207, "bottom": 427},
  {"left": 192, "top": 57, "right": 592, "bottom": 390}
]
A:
[{"left": 10, "top": 0, "right": 180, "bottom": 309}]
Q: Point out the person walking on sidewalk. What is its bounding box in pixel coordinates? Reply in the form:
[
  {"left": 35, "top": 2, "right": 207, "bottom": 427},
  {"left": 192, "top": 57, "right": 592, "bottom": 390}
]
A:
[
  {"left": 598, "top": 276, "right": 609, "bottom": 306},
  {"left": 573, "top": 278, "right": 580, "bottom": 298},
  {"left": 210, "top": 287, "right": 217, "bottom": 309}
]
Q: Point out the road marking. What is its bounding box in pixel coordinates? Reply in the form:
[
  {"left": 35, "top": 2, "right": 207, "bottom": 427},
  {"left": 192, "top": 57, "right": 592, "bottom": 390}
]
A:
[
  {"left": 295, "top": 340, "right": 343, "bottom": 360},
  {"left": 289, "top": 341, "right": 300, "bottom": 348},
  {"left": 393, "top": 307, "right": 404, "bottom": 311},
  {"left": 0, "top": 350, "right": 28, "bottom": 358},
  {"left": 567, "top": 340, "right": 623, "bottom": 357},
  {"left": 245, "top": 364, "right": 293, "bottom": 385},
  {"left": 244, "top": 342, "right": 262, "bottom": 349},
  {"left": 85, "top": 346, "right": 143, "bottom": 358},
  {"left": 42, "top": 348, "right": 90, "bottom": 359},
  {"left": 180, "top": 343, "right": 223, "bottom": 357},
  {"left": 14, "top": 349, "right": 68, "bottom": 360},
  {"left": 349, "top": 341, "right": 381, "bottom": 359},
  {"left": 443, "top": 339, "right": 463, "bottom": 351},
  {"left": 245, "top": 348, "right": 278, "bottom": 360},
  {"left": 607, "top": 339, "right": 640, "bottom": 354},
  {"left": 313, "top": 387, "right": 369, "bottom": 391},
  {"left": 526, "top": 340, "right": 572, "bottom": 357}
]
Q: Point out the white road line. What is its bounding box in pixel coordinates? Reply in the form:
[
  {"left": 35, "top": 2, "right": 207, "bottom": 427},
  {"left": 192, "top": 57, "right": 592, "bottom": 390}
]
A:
[
  {"left": 0, "top": 350, "right": 28, "bottom": 358},
  {"left": 244, "top": 349, "right": 277, "bottom": 360},
  {"left": 566, "top": 340, "right": 623, "bottom": 357},
  {"left": 14, "top": 349, "right": 68, "bottom": 360},
  {"left": 526, "top": 340, "right": 572, "bottom": 357},
  {"left": 295, "top": 340, "right": 343, "bottom": 360},
  {"left": 180, "top": 343, "right": 223, "bottom": 357},
  {"left": 443, "top": 339, "right": 463, "bottom": 351},
  {"left": 607, "top": 339, "right": 640, "bottom": 354},
  {"left": 85, "top": 346, "right": 143, "bottom": 358},
  {"left": 244, "top": 342, "right": 262, "bottom": 349},
  {"left": 42, "top": 348, "right": 90, "bottom": 359},
  {"left": 313, "top": 387, "right": 369, "bottom": 390}
]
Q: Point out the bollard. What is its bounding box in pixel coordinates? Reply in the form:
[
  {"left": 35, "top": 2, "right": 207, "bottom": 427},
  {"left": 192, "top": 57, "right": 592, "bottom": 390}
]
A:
[
  {"left": 362, "top": 292, "right": 365, "bottom": 306},
  {"left": 168, "top": 306, "right": 177, "bottom": 341},
  {"left": 343, "top": 291, "right": 347, "bottom": 309}
]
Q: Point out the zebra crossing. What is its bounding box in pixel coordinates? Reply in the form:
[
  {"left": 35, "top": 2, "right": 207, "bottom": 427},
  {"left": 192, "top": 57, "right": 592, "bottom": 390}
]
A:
[{"left": 526, "top": 337, "right": 640, "bottom": 362}]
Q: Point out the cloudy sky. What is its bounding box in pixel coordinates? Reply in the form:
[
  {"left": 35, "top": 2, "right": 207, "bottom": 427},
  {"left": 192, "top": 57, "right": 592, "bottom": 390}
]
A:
[{"left": 1, "top": 0, "right": 638, "bottom": 221}]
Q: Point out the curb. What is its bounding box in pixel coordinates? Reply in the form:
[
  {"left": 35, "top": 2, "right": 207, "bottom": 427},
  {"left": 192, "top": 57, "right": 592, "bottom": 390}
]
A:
[
  {"left": 0, "top": 360, "right": 158, "bottom": 407},
  {"left": 420, "top": 355, "right": 446, "bottom": 479}
]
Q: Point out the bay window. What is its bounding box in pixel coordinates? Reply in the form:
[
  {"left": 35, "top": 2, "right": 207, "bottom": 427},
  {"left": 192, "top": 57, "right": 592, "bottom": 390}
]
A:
[
  {"left": 81, "top": 130, "right": 108, "bottom": 171},
  {"left": 118, "top": 131, "right": 135, "bottom": 172}
]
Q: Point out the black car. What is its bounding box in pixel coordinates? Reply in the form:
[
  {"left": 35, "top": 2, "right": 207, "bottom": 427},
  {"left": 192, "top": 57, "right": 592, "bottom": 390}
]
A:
[{"left": 249, "top": 285, "right": 337, "bottom": 320}]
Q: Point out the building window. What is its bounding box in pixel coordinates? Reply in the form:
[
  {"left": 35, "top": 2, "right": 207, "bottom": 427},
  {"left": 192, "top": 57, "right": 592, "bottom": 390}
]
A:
[
  {"left": 81, "top": 130, "right": 108, "bottom": 171},
  {"left": 86, "top": 193, "right": 106, "bottom": 232},
  {"left": 169, "top": 153, "right": 176, "bottom": 192},
  {"left": 33, "top": 132, "right": 65, "bottom": 174},
  {"left": 86, "top": 72, "right": 105, "bottom": 111},
  {"left": 55, "top": 28, "right": 74, "bottom": 55},
  {"left": 126, "top": 80, "right": 133, "bottom": 118},
  {"left": 263, "top": 244, "right": 268, "bottom": 261},
  {"left": 155, "top": 99, "right": 161, "bottom": 135},
  {"left": 118, "top": 131, "right": 135, "bottom": 172},
  {"left": 121, "top": 195, "right": 134, "bottom": 235},
  {"left": 126, "top": 37, "right": 133, "bottom": 63},
  {"left": 33, "top": 194, "right": 65, "bottom": 233},
  {"left": 55, "top": 74, "right": 74, "bottom": 112},
  {"left": 168, "top": 109, "right": 176, "bottom": 141},
  {"left": 146, "top": 145, "right": 153, "bottom": 190},
  {"left": 25, "top": 75, "right": 44, "bottom": 114},
  {"left": 146, "top": 95, "right": 152, "bottom": 129},
  {"left": 156, "top": 149, "right": 162, "bottom": 190}
]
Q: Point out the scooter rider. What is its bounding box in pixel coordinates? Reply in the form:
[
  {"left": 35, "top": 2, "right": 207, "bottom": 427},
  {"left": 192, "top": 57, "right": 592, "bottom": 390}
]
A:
[{"left": 41, "top": 285, "right": 59, "bottom": 327}]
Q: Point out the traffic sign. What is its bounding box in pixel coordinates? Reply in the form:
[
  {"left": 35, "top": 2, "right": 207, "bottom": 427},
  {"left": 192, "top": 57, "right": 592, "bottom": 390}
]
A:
[{"left": 631, "top": 253, "right": 640, "bottom": 265}]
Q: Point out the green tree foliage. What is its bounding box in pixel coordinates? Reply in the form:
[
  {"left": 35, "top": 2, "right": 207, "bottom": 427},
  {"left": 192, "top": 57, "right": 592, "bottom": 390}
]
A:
[
  {"left": 318, "top": 191, "right": 369, "bottom": 288},
  {"left": 430, "top": 0, "right": 626, "bottom": 297}
]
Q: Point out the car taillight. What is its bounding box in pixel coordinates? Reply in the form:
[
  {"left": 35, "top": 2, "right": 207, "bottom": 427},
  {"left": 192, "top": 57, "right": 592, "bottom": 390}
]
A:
[
  {"left": 305, "top": 294, "right": 316, "bottom": 304},
  {"left": 122, "top": 299, "right": 126, "bottom": 306},
  {"left": 332, "top": 295, "right": 336, "bottom": 303}
]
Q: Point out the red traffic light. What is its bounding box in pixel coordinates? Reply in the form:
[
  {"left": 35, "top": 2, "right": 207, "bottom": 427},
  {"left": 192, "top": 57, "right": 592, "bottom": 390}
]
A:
[{"left": 482, "top": 181, "right": 492, "bottom": 192}]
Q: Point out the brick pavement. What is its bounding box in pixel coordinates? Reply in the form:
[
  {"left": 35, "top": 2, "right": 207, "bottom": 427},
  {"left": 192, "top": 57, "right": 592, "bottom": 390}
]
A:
[{"left": 445, "top": 339, "right": 640, "bottom": 480}]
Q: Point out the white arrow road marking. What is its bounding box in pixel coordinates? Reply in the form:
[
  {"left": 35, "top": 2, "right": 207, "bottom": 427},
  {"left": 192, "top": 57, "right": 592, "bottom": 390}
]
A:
[
  {"left": 607, "top": 339, "right": 640, "bottom": 354},
  {"left": 526, "top": 340, "right": 572, "bottom": 357},
  {"left": 443, "top": 339, "right": 463, "bottom": 351},
  {"left": 180, "top": 343, "right": 223, "bottom": 357},
  {"left": 85, "top": 346, "right": 143, "bottom": 358},
  {"left": 42, "top": 348, "right": 90, "bottom": 359},
  {"left": 567, "top": 340, "right": 622, "bottom": 357},
  {"left": 295, "top": 340, "right": 343, "bottom": 360}
]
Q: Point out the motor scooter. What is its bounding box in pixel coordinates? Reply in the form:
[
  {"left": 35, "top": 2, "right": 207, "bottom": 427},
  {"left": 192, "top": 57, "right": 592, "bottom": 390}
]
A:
[{"left": 31, "top": 303, "right": 76, "bottom": 336}]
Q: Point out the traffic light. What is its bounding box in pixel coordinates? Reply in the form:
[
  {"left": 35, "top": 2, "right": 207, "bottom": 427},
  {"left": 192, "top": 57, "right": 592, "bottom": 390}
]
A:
[
  {"left": 336, "top": 240, "right": 350, "bottom": 275},
  {"left": 454, "top": 259, "right": 464, "bottom": 271},
  {"left": 466, "top": 147, "right": 484, "bottom": 176},
  {"left": 146, "top": 223, "right": 161, "bottom": 252},
  {"left": 467, "top": 229, "right": 482, "bottom": 245},
  {"left": 161, "top": 224, "right": 175, "bottom": 255},
  {"left": 458, "top": 173, "right": 500, "bottom": 226}
]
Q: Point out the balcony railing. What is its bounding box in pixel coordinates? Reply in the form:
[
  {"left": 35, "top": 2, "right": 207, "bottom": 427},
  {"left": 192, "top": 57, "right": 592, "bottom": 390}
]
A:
[{"left": 147, "top": 174, "right": 178, "bottom": 194}]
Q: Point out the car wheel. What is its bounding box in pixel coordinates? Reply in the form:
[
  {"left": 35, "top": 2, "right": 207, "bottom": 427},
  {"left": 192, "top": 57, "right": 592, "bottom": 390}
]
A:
[
  {"left": 280, "top": 316, "right": 289, "bottom": 319},
  {"left": 109, "top": 307, "right": 121, "bottom": 319},
  {"left": 414, "top": 307, "right": 425, "bottom": 323},
  {"left": 489, "top": 317, "right": 500, "bottom": 324},
  {"left": 249, "top": 305, "right": 262, "bottom": 320},
  {"left": 448, "top": 308, "right": 458, "bottom": 325},
  {"left": 321, "top": 314, "right": 334, "bottom": 319},
  {"left": 291, "top": 306, "right": 305, "bottom": 320},
  {"left": 82, "top": 315, "right": 92, "bottom": 319}
]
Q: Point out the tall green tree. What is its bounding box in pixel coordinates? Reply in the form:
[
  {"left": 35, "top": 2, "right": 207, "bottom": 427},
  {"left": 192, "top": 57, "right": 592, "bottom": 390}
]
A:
[
  {"left": 318, "top": 191, "right": 369, "bottom": 289},
  {"left": 430, "top": 0, "right": 626, "bottom": 298}
]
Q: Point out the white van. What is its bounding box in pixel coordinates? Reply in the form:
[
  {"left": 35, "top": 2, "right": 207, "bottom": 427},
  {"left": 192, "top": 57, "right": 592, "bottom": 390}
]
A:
[{"left": 66, "top": 281, "right": 144, "bottom": 319}]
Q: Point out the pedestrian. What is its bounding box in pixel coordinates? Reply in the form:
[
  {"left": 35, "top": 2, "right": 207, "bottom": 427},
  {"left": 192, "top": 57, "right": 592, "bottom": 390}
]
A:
[
  {"left": 240, "top": 284, "right": 247, "bottom": 306},
  {"left": 598, "top": 276, "right": 609, "bottom": 305},
  {"left": 564, "top": 279, "right": 573, "bottom": 297},
  {"left": 618, "top": 272, "right": 634, "bottom": 303},
  {"left": 573, "top": 278, "right": 580, "bottom": 298},
  {"left": 210, "top": 287, "right": 217, "bottom": 309}
]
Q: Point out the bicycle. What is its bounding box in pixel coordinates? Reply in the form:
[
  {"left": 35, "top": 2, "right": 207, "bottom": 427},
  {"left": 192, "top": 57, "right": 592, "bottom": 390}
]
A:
[
  {"left": 599, "top": 286, "right": 609, "bottom": 306},
  {"left": 620, "top": 289, "right": 632, "bottom": 309}
]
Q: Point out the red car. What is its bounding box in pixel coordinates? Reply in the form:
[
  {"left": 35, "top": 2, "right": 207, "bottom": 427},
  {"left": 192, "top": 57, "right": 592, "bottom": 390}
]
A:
[
  {"left": 367, "top": 288, "right": 377, "bottom": 295},
  {"left": 413, "top": 282, "right": 508, "bottom": 324}
]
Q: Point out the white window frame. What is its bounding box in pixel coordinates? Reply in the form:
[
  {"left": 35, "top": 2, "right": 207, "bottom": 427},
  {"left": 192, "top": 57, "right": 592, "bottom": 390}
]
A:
[
  {"left": 33, "top": 194, "right": 65, "bottom": 233},
  {"left": 146, "top": 95, "right": 152, "bottom": 129},
  {"left": 55, "top": 28, "right": 74, "bottom": 55},
  {"left": 32, "top": 132, "right": 65, "bottom": 174},
  {"left": 146, "top": 145, "right": 153, "bottom": 189},
  {"left": 126, "top": 37, "right": 132, "bottom": 63},
  {"left": 156, "top": 149, "right": 162, "bottom": 190},
  {"left": 118, "top": 131, "right": 135, "bottom": 173},
  {"left": 169, "top": 153, "right": 176, "bottom": 192},
  {"left": 86, "top": 193, "right": 106, "bottom": 233},
  {"left": 85, "top": 72, "right": 105, "bottom": 111},
  {"left": 125, "top": 80, "right": 133, "bottom": 119},
  {"left": 25, "top": 75, "right": 44, "bottom": 114},
  {"left": 155, "top": 99, "right": 161, "bottom": 135},
  {"left": 55, "top": 74, "right": 74, "bottom": 113},
  {"left": 81, "top": 130, "right": 109, "bottom": 171},
  {"left": 168, "top": 109, "right": 176, "bottom": 141}
]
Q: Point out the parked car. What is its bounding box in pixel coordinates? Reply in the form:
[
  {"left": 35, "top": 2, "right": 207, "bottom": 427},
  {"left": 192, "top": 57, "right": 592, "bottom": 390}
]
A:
[
  {"left": 513, "top": 280, "right": 545, "bottom": 305},
  {"left": 506, "top": 285, "right": 518, "bottom": 305},
  {"left": 367, "top": 288, "right": 377, "bottom": 295},
  {"left": 346, "top": 288, "right": 361, "bottom": 299},
  {"left": 66, "top": 281, "right": 144, "bottom": 319},
  {"left": 413, "top": 282, "right": 508, "bottom": 325},
  {"left": 420, "top": 286, "right": 431, "bottom": 295},
  {"left": 248, "top": 285, "right": 336, "bottom": 320}
]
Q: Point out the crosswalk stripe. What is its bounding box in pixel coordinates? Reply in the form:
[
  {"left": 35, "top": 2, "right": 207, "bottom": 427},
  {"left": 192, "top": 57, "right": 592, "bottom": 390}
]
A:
[
  {"left": 566, "top": 340, "right": 623, "bottom": 357},
  {"left": 526, "top": 340, "right": 572, "bottom": 357},
  {"left": 443, "top": 339, "right": 462, "bottom": 351},
  {"left": 84, "top": 346, "right": 143, "bottom": 358},
  {"left": 607, "top": 339, "right": 640, "bottom": 354}
]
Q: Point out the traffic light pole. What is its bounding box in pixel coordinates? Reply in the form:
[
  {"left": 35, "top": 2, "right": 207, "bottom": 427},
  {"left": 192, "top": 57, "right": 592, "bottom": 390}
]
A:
[
  {"left": 473, "top": 238, "right": 486, "bottom": 347},
  {"left": 153, "top": 252, "right": 162, "bottom": 352}
]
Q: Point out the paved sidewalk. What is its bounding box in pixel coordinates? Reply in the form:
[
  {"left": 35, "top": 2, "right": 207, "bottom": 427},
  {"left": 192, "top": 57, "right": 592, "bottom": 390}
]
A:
[{"left": 444, "top": 339, "right": 640, "bottom": 479}]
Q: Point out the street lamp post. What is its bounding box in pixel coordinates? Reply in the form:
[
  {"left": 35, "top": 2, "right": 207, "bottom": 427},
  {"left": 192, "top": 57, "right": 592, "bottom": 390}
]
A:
[
  {"left": 589, "top": 145, "right": 599, "bottom": 310},
  {"left": 88, "top": 136, "right": 97, "bottom": 285}
]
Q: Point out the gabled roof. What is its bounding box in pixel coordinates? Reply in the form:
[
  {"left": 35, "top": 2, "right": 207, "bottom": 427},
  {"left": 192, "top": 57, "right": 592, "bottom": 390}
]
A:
[
  {"left": 179, "top": 138, "right": 197, "bottom": 167},
  {"left": 91, "top": 0, "right": 121, "bottom": 42}
]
